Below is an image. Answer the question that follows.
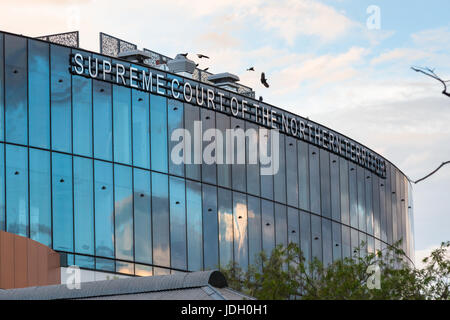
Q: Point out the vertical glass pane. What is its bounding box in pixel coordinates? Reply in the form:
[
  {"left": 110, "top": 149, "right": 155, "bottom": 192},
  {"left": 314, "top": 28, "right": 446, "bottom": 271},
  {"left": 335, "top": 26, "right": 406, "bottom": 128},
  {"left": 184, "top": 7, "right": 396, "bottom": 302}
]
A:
[
  {"left": 5, "top": 34, "right": 27, "bottom": 145},
  {"left": 332, "top": 221, "right": 342, "bottom": 261},
  {"left": 184, "top": 104, "right": 201, "bottom": 180},
  {"left": 357, "top": 166, "right": 366, "bottom": 232},
  {"left": 186, "top": 180, "right": 203, "bottom": 271},
  {"left": 233, "top": 192, "right": 248, "bottom": 270},
  {"left": 168, "top": 100, "right": 184, "bottom": 176},
  {"left": 380, "top": 173, "right": 387, "bottom": 242},
  {"left": 275, "top": 204, "right": 287, "bottom": 247},
  {"left": 309, "top": 146, "right": 320, "bottom": 214},
  {"left": 246, "top": 122, "right": 260, "bottom": 196},
  {"left": 217, "top": 113, "right": 231, "bottom": 188},
  {"left": 150, "top": 95, "right": 168, "bottom": 173},
  {"left": 93, "top": 80, "right": 112, "bottom": 161},
  {"left": 74, "top": 157, "right": 94, "bottom": 255},
  {"left": 73, "top": 73, "right": 92, "bottom": 156},
  {"left": 30, "top": 149, "right": 51, "bottom": 247},
  {"left": 366, "top": 171, "right": 374, "bottom": 235},
  {"left": 287, "top": 207, "right": 299, "bottom": 246},
  {"left": 231, "top": 118, "right": 246, "bottom": 192},
  {"left": 372, "top": 175, "right": 381, "bottom": 239},
  {"left": 152, "top": 172, "right": 170, "bottom": 267},
  {"left": 311, "top": 215, "right": 322, "bottom": 262},
  {"left": 51, "top": 45, "right": 71, "bottom": 153},
  {"left": 201, "top": 109, "right": 217, "bottom": 184},
  {"left": 202, "top": 184, "right": 218, "bottom": 270},
  {"left": 169, "top": 176, "right": 187, "bottom": 270},
  {"left": 340, "top": 158, "right": 350, "bottom": 225},
  {"left": 286, "top": 137, "right": 298, "bottom": 207},
  {"left": 28, "top": 40, "right": 50, "bottom": 149},
  {"left": 114, "top": 165, "right": 133, "bottom": 261},
  {"left": 351, "top": 228, "right": 359, "bottom": 257},
  {"left": 385, "top": 164, "right": 393, "bottom": 244},
  {"left": 322, "top": 218, "right": 332, "bottom": 265},
  {"left": 113, "top": 85, "right": 132, "bottom": 164},
  {"left": 260, "top": 127, "right": 273, "bottom": 200},
  {"left": 135, "top": 264, "right": 153, "bottom": 277},
  {"left": 94, "top": 161, "right": 114, "bottom": 258},
  {"left": 274, "top": 134, "right": 286, "bottom": 204},
  {"left": 261, "top": 200, "right": 275, "bottom": 256},
  {"left": 349, "top": 164, "right": 358, "bottom": 228},
  {"left": 320, "top": 150, "right": 331, "bottom": 218},
  {"left": 132, "top": 90, "right": 150, "bottom": 169},
  {"left": 300, "top": 211, "right": 311, "bottom": 264},
  {"left": 218, "top": 188, "right": 233, "bottom": 268},
  {"left": 134, "top": 168, "right": 152, "bottom": 264},
  {"left": 0, "top": 144, "right": 4, "bottom": 230},
  {"left": 6, "top": 145, "right": 28, "bottom": 237},
  {"left": 359, "top": 232, "right": 367, "bottom": 258},
  {"left": 52, "top": 152, "right": 73, "bottom": 251},
  {"left": 342, "top": 225, "right": 351, "bottom": 259},
  {"left": 247, "top": 195, "right": 262, "bottom": 266},
  {"left": 0, "top": 33, "right": 3, "bottom": 141},
  {"left": 298, "top": 141, "right": 310, "bottom": 211},
  {"left": 330, "top": 154, "right": 340, "bottom": 221}
]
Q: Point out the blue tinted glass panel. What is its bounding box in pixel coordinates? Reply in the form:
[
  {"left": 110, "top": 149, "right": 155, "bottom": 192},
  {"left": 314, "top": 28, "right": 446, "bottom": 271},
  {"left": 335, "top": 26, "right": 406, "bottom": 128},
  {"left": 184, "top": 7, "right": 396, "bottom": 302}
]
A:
[
  {"left": 366, "top": 171, "right": 374, "bottom": 235},
  {"left": 218, "top": 188, "right": 233, "bottom": 268},
  {"left": 309, "top": 146, "right": 320, "bottom": 214},
  {"left": 96, "top": 258, "right": 115, "bottom": 272},
  {"left": 372, "top": 175, "right": 381, "bottom": 239},
  {"left": 311, "top": 215, "right": 322, "bottom": 262},
  {"left": 29, "top": 149, "right": 51, "bottom": 246},
  {"left": 113, "top": 86, "right": 132, "bottom": 164},
  {"left": 351, "top": 228, "right": 359, "bottom": 257},
  {"left": 203, "top": 184, "right": 218, "bottom": 270},
  {"left": 322, "top": 218, "right": 332, "bottom": 266},
  {"left": 217, "top": 113, "right": 231, "bottom": 188},
  {"left": 150, "top": 95, "right": 168, "bottom": 173},
  {"left": 134, "top": 168, "right": 152, "bottom": 264},
  {"left": 298, "top": 141, "right": 310, "bottom": 211},
  {"left": 330, "top": 154, "right": 340, "bottom": 221},
  {"left": 261, "top": 200, "right": 274, "bottom": 256},
  {"left": 52, "top": 153, "right": 73, "bottom": 251},
  {"left": 74, "top": 157, "right": 94, "bottom": 255},
  {"left": 152, "top": 172, "right": 170, "bottom": 267},
  {"left": 349, "top": 163, "right": 358, "bottom": 228},
  {"left": 274, "top": 135, "right": 286, "bottom": 204},
  {"left": 320, "top": 150, "right": 331, "bottom": 218},
  {"left": 5, "top": 35, "right": 27, "bottom": 145},
  {"left": 94, "top": 161, "right": 114, "bottom": 258},
  {"left": 0, "top": 144, "right": 4, "bottom": 230},
  {"left": 93, "top": 80, "right": 112, "bottom": 160},
  {"left": 286, "top": 137, "right": 298, "bottom": 207},
  {"left": 332, "top": 221, "right": 342, "bottom": 261},
  {"left": 233, "top": 192, "right": 248, "bottom": 270},
  {"left": 186, "top": 180, "right": 203, "bottom": 271},
  {"left": 275, "top": 204, "right": 287, "bottom": 247},
  {"left": 246, "top": 122, "right": 260, "bottom": 196},
  {"left": 357, "top": 166, "right": 366, "bottom": 232},
  {"left": 202, "top": 109, "right": 216, "bottom": 184},
  {"left": 231, "top": 118, "right": 245, "bottom": 192},
  {"left": 114, "top": 165, "right": 133, "bottom": 261},
  {"left": 342, "top": 225, "right": 351, "bottom": 259},
  {"left": 287, "top": 207, "right": 299, "bottom": 246},
  {"left": 169, "top": 176, "right": 187, "bottom": 270},
  {"left": 75, "top": 255, "right": 94, "bottom": 269},
  {"left": 184, "top": 104, "right": 201, "bottom": 180},
  {"left": 28, "top": 40, "right": 50, "bottom": 149},
  {"left": 132, "top": 90, "right": 150, "bottom": 169},
  {"left": 168, "top": 100, "right": 184, "bottom": 176},
  {"left": 6, "top": 145, "right": 28, "bottom": 237},
  {"left": 300, "top": 211, "right": 311, "bottom": 263},
  {"left": 340, "top": 159, "right": 350, "bottom": 225},
  {"left": 73, "top": 71, "right": 92, "bottom": 157},
  {"left": 0, "top": 33, "right": 3, "bottom": 141},
  {"left": 260, "top": 129, "right": 273, "bottom": 200},
  {"left": 247, "top": 195, "right": 262, "bottom": 266},
  {"left": 51, "top": 45, "right": 71, "bottom": 153}
]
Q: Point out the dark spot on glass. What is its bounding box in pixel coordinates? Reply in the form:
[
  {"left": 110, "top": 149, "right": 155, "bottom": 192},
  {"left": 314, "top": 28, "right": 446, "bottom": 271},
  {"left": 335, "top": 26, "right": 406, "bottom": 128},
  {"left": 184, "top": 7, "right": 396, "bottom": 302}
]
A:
[
  {"left": 60, "top": 178, "right": 64, "bottom": 183},
  {"left": 14, "top": 171, "right": 19, "bottom": 175},
  {"left": 101, "top": 186, "right": 106, "bottom": 190}
]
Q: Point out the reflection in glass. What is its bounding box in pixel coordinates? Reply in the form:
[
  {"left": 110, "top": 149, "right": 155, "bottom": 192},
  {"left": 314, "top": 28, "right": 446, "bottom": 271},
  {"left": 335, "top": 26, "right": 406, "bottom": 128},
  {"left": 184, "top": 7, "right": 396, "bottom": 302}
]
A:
[
  {"left": 298, "top": 141, "right": 310, "bottom": 211},
  {"left": 73, "top": 72, "right": 92, "bottom": 156},
  {"left": 341, "top": 225, "right": 351, "bottom": 259},
  {"left": 261, "top": 200, "right": 274, "bottom": 256},
  {"left": 134, "top": 168, "right": 152, "bottom": 264},
  {"left": 233, "top": 192, "right": 248, "bottom": 270},
  {"left": 286, "top": 137, "right": 298, "bottom": 207},
  {"left": 51, "top": 45, "right": 72, "bottom": 153},
  {"left": 0, "top": 33, "right": 3, "bottom": 141},
  {"left": 357, "top": 166, "right": 366, "bottom": 232},
  {"left": 275, "top": 204, "right": 287, "bottom": 247},
  {"left": 113, "top": 86, "right": 132, "bottom": 164},
  {"left": 186, "top": 181, "right": 203, "bottom": 271},
  {"left": 184, "top": 104, "right": 201, "bottom": 180},
  {"left": 260, "top": 127, "right": 273, "bottom": 200},
  {"left": 274, "top": 134, "right": 286, "bottom": 204},
  {"left": 169, "top": 176, "right": 187, "bottom": 270},
  {"left": 94, "top": 161, "right": 114, "bottom": 258},
  {"left": 28, "top": 40, "right": 50, "bottom": 149},
  {"left": 365, "top": 170, "right": 374, "bottom": 235},
  {"left": 246, "top": 122, "right": 260, "bottom": 196},
  {"left": 330, "top": 155, "right": 341, "bottom": 222},
  {"left": 52, "top": 153, "right": 73, "bottom": 251},
  {"left": 152, "top": 172, "right": 170, "bottom": 267},
  {"left": 320, "top": 150, "right": 331, "bottom": 218},
  {"left": 218, "top": 188, "right": 233, "bottom": 268},
  {"left": 93, "top": 80, "right": 113, "bottom": 160},
  {"left": 168, "top": 100, "right": 185, "bottom": 176},
  {"left": 287, "top": 207, "right": 299, "bottom": 246},
  {"left": 114, "top": 165, "right": 133, "bottom": 261},
  {"left": 150, "top": 95, "right": 168, "bottom": 173},
  {"left": 6, "top": 145, "right": 28, "bottom": 237},
  {"left": 132, "top": 90, "right": 150, "bottom": 169},
  {"left": 311, "top": 215, "right": 322, "bottom": 262},
  {"left": 231, "top": 118, "right": 245, "bottom": 192},
  {"left": 340, "top": 158, "right": 350, "bottom": 225},
  {"left": 349, "top": 163, "right": 358, "bottom": 228},
  {"left": 203, "top": 184, "right": 218, "bottom": 270},
  {"left": 322, "top": 218, "right": 332, "bottom": 265},
  {"left": 309, "top": 146, "right": 320, "bottom": 214},
  {"left": 0, "top": 144, "right": 4, "bottom": 230},
  {"left": 30, "top": 149, "right": 51, "bottom": 247},
  {"left": 74, "top": 157, "right": 94, "bottom": 255},
  {"left": 332, "top": 221, "right": 342, "bottom": 262},
  {"left": 217, "top": 113, "right": 231, "bottom": 188},
  {"left": 300, "top": 211, "right": 311, "bottom": 264},
  {"left": 5, "top": 34, "right": 27, "bottom": 145},
  {"left": 248, "top": 195, "right": 262, "bottom": 266}
]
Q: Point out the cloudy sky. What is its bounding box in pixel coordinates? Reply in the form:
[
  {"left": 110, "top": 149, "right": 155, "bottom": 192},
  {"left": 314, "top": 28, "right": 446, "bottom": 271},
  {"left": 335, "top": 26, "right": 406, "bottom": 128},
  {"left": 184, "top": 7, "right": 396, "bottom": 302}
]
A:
[{"left": 1, "top": 0, "right": 449, "bottom": 266}]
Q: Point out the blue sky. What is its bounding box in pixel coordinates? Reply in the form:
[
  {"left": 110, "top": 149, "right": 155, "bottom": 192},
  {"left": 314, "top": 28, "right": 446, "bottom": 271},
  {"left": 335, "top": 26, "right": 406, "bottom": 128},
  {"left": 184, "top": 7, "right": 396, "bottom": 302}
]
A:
[{"left": 1, "top": 0, "right": 449, "bottom": 265}]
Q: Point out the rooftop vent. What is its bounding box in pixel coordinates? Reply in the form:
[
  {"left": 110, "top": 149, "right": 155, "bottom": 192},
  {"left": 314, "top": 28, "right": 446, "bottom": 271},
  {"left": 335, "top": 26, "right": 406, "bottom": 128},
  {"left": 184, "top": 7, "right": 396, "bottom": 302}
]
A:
[
  {"left": 207, "top": 72, "right": 240, "bottom": 92},
  {"left": 167, "top": 54, "right": 197, "bottom": 78},
  {"left": 117, "top": 50, "right": 152, "bottom": 64}
]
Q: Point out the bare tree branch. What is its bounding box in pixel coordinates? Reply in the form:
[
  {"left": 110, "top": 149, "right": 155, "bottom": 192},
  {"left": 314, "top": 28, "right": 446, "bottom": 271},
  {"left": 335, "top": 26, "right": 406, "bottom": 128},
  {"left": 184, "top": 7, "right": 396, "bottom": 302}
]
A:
[
  {"left": 411, "top": 66, "right": 450, "bottom": 98},
  {"left": 414, "top": 161, "right": 450, "bottom": 184}
]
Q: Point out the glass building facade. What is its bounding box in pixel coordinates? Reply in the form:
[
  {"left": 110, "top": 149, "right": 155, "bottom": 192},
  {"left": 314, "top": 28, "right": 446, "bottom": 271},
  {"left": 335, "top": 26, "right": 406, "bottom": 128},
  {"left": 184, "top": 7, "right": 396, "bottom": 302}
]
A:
[{"left": 0, "top": 31, "right": 414, "bottom": 277}]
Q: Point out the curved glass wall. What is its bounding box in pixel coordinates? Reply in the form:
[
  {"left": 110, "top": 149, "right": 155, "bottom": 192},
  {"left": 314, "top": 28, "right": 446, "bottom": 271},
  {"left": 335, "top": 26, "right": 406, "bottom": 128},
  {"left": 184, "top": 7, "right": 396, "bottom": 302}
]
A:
[{"left": 0, "top": 31, "right": 415, "bottom": 276}]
